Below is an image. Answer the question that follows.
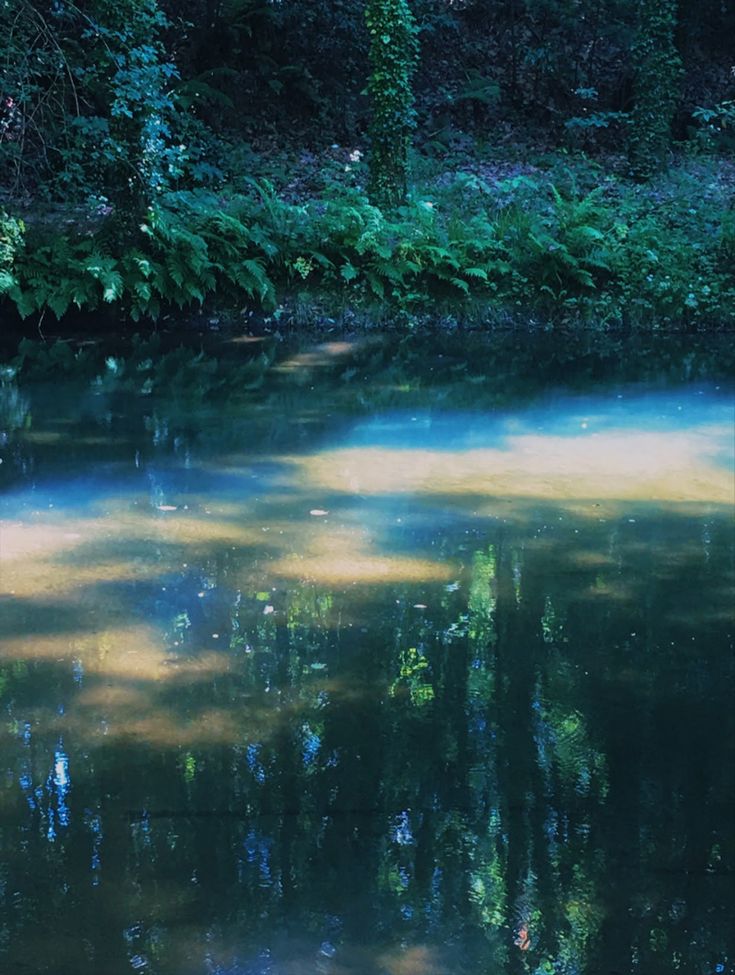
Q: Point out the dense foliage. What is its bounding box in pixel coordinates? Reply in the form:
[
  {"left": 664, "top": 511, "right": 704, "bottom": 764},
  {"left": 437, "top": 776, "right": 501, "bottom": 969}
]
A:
[
  {"left": 1, "top": 0, "right": 181, "bottom": 206},
  {"left": 4, "top": 156, "right": 735, "bottom": 329},
  {"left": 0, "top": 0, "right": 733, "bottom": 327}
]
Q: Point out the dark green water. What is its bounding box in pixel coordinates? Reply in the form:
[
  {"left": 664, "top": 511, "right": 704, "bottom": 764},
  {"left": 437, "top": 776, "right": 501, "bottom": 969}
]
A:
[{"left": 0, "top": 334, "right": 733, "bottom": 975}]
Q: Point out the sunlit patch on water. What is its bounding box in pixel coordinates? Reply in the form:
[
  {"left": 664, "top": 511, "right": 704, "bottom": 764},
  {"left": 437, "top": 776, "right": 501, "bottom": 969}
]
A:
[{"left": 293, "top": 393, "right": 733, "bottom": 504}]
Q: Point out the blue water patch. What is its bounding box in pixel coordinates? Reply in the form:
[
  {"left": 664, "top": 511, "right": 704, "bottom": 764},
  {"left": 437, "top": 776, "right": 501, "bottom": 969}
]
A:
[{"left": 339, "top": 386, "right": 734, "bottom": 456}]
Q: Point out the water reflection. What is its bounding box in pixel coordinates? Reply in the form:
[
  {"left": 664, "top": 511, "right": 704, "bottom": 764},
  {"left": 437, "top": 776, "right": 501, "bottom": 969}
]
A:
[{"left": 0, "top": 337, "right": 733, "bottom": 975}]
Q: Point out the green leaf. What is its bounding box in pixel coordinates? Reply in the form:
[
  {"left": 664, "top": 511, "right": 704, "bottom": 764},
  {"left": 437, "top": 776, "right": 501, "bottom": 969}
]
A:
[
  {"left": 0, "top": 270, "right": 15, "bottom": 293},
  {"left": 450, "top": 277, "right": 470, "bottom": 294},
  {"left": 102, "top": 271, "right": 124, "bottom": 302},
  {"left": 48, "top": 293, "right": 71, "bottom": 318},
  {"left": 340, "top": 263, "right": 359, "bottom": 282},
  {"left": 365, "top": 270, "right": 385, "bottom": 298}
]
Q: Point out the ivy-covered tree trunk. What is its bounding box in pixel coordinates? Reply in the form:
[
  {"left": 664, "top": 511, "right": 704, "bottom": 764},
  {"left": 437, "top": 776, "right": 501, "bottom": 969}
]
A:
[
  {"left": 628, "top": 0, "right": 683, "bottom": 179},
  {"left": 366, "top": 0, "right": 418, "bottom": 209}
]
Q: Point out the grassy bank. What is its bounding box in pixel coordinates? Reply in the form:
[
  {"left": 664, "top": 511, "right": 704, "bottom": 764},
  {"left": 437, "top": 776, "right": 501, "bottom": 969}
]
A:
[{"left": 2, "top": 149, "right": 734, "bottom": 331}]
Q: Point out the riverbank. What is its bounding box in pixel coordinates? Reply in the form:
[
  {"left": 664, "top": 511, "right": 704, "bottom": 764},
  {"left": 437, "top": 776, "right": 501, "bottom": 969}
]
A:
[{"left": 2, "top": 149, "right": 735, "bottom": 335}]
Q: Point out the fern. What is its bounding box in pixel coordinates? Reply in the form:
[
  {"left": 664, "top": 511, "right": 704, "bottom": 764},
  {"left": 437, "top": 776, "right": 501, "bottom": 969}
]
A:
[
  {"left": 0, "top": 269, "right": 15, "bottom": 293},
  {"left": 3, "top": 175, "right": 729, "bottom": 326}
]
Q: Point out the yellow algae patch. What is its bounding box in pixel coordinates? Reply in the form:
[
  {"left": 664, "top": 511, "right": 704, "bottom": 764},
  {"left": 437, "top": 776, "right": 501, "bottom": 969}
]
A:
[
  {"left": 0, "top": 502, "right": 268, "bottom": 600},
  {"left": 0, "top": 622, "right": 229, "bottom": 685},
  {"left": 292, "top": 428, "right": 734, "bottom": 505},
  {"left": 0, "top": 622, "right": 162, "bottom": 670},
  {"left": 564, "top": 549, "right": 619, "bottom": 570},
  {"left": 269, "top": 523, "right": 452, "bottom": 586},
  {"left": 273, "top": 550, "right": 450, "bottom": 585},
  {"left": 37, "top": 698, "right": 254, "bottom": 749},
  {"left": 0, "top": 518, "right": 154, "bottom": 599},
  {"left": 85, "top": 632, "right": 232, "bottom": 684},
  {"left": 3, "top": 558, "right": 160, "bottom": 600},
  {"left": 93, "top": 707, "right": 244, "bottom": 747},
  {"left": 22, "top": 430, "right": 65, "bottom": 445},
  {"left": 0, "top": 520, "right": 87, "bottom": 563},
  {"left": 27, "top": 664, "right": 317, "bottom": 748},
  {"left": 224, "top": 334, "right": 267, "bottom": 345},
  {"left": 378, "top": 945, "right": 449, "bottom": 975},
  {"left": 579, "top": 577, "right": 636, "bottom": 601},
  {"left": 73, "top": 682, "right": 154, "bottom": 712},
  {"left": 141, "top": 512, "right": 261, "bottom": 548}
]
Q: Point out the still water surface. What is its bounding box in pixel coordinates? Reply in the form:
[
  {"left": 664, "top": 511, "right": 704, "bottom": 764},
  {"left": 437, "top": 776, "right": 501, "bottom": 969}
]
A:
[{"left": 0, "top": 334, "right": 733, "bottom": 975}]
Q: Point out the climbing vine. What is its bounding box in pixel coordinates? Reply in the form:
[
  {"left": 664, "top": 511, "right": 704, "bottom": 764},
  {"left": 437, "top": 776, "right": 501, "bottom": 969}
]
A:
[
  {"left": 365, "top": 0, "right": 418, "bottom": 209},
  {"left": 0, "top": 0, "right": 180, "bottom": 212},
  {"left": 628, "top": 0, "right": 683, "bottom": 178}
]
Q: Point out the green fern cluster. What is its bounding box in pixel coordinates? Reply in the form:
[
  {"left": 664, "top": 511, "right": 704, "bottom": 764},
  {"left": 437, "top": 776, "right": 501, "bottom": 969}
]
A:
[
  {"left": 6, "top": 196, "right": 275, "bottom": 321},
  {"left": 4, "top": 171, "right": 735, "bottom": 328},
  {"left": 290, "top": 184, "right": 623, "bottom": 312}
]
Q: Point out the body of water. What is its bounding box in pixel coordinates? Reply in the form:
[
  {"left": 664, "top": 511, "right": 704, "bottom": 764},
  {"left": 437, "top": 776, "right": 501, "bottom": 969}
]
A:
[{"left": 0, "top": 333, "right": 733, "bottom": 975}]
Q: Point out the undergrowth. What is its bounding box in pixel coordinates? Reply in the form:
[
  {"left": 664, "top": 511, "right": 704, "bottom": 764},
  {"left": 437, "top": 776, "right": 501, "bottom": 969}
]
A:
[{"left": 2, "top": 156, "right": 734, "bottom": 329}]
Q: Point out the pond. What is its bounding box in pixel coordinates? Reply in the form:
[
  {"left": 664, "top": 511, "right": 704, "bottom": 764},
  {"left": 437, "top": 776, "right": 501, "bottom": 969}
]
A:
[{"left": 0, "top": 332, "right": 733, "bottom": 975}]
